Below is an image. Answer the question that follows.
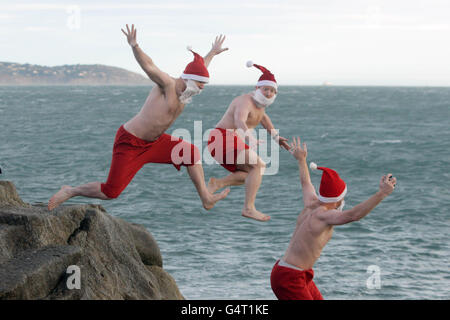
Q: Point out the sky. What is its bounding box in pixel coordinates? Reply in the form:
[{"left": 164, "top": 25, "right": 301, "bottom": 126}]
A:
[{"left": 1, "top": 0, "right": 450, "bottom": 86}]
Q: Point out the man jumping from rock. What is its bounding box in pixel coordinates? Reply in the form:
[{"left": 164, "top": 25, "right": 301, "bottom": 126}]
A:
[
  {"left": 270, "top": 137, "right": 397, "bottom": 299},
  {"left": 48, "top": 24, "right": 230, "bottom": 211},
  {"left": 206, "top": 61, "right": 290, "bottom": 222}
]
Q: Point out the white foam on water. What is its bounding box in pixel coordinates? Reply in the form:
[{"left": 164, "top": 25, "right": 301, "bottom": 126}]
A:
[{"left": 370, "top": 139, "right": 402, "bottom": 146}]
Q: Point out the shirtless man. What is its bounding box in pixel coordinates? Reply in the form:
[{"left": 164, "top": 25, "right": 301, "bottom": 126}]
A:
[
  {"left": 48, "top": 24, "right": 229, "bottom": 211},
  {"left": 270, "top": 137, "right": 397, "bottom": 300},
  {"left": 207, "top": 62, "right": 290, "bottom": 222}
]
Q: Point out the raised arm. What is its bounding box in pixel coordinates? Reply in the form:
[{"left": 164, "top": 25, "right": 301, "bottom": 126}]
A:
[
  {"left": 203, "top": 35, "right": 228, "bottom": 68},
  {"left": 121, "top": 24, "right": 172, "bottom": 89},
  {"left": 290, "top": 137, "right": 318, "bottom": 207},
  {"left": 318, "top": 174, "right": 397, "bottom": 226},
  {"left": 260, "top": 114, "right": 290, "bottom": 150}
]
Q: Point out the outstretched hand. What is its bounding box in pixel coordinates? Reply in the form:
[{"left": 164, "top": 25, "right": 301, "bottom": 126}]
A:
[
  {"left": 210, "top": 35, "right": 228, "bottom": 56},
  {"left": 379, "top": 174, "right": 397, "bottom": 197},
  {"left": 121, "top": 24, "right": 137, "bottom": 47},
  {"left": 276, "top": 135, "right": 290, "bottom": 151},
  {"left": 289, "top": 136, "right": 307, "bottom": 161}
]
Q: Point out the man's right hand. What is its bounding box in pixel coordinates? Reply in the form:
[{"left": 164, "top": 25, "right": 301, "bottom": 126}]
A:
[
  {"left": 289, "top": 136, "right": 307, "bottom": 161},
  {"left": 121, "top": 24, "right": 138, "bottom": 47},
  {"left": 379, "top": 174, "right": 397, "bottom": 197}
]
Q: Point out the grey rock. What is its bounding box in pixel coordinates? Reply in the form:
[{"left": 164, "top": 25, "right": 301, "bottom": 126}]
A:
[
  {"left": 0, "top": 245, "right": 82, "bottom": 299},
  {"left": 0, "top": 181, "right": 30, "bottom": 208},
  {"left": 128, "top": 223, "right": 163, "bottom": 268},
  {"left": 0, "top": 181, "right": 183, "bottom": 300}
]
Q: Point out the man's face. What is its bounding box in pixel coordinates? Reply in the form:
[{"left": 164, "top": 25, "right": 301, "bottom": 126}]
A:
[
  {"left": 194, "top": 80, "right": 206, "bottom": 90},
  {"left": 179, "top": 79, "right": 205, "bottom": 104},
  {"left": 257, "top": 86, "right": 277, "bottom": 99}
]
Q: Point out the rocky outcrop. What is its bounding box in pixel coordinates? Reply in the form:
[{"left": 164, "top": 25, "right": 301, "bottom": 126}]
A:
[{"left": 0, "top": 181, "right": 183, "bottom": 300}]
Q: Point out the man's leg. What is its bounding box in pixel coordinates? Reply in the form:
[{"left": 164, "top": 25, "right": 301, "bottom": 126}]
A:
[
  {"left": 48, "top": 133, "right": 142, "bottom": 211},
  {"left": 207, "top": 128, "right": 249, "bottom": 193},
  {"left": 187, "top": 163, "right": 230, "bottom": 210},
  {"left": 48, "top": 182, "right": 111, "bottom": 210},
  {"left": 167, "top": 137, "right": 230, "bottom": 210},
  {"left": 207, "top": 170, "right": 248, "bottom": 193},
  {"left": 236, "top": 149, "right": 270, "bottom": 222}
]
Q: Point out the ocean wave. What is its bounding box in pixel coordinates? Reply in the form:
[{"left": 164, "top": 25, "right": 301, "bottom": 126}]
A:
[{"left": 370, "top": 139, "right": 402, "bottom": 146}]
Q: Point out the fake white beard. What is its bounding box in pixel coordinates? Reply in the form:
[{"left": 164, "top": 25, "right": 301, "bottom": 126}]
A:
[
  {"left": 252, "top": 89, "right": 276, "bottom": 108},
  {"left": 179, "top": 79, "right": 202, "bottom": 104},
  {"left": 337, "top": 200, "right": 345, "bottom": 212}
]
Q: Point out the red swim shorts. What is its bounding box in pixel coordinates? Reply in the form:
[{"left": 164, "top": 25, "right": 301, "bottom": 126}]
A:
[
  {"left": 207, "top": 128, "right": 250, "bottom": 172},
  {"left": 101, "top": 125, "right": 200, "bottom": 199},
  {"left": 270, "top": 260, "right": 324, "bottom": 300}
]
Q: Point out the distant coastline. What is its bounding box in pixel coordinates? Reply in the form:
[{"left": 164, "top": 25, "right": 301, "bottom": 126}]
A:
[
  {"left": 0, "top": 63, "right": 449, "bottom": 87},
  {"left": 0, "top": 62, "right": 153, "bottom": 86}
]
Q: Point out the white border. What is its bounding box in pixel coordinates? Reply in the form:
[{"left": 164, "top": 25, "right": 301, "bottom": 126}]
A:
[
  {"left": 181, "top": 73, "right": 209, "bottom": 83},
  {"left": 257, "top": 80, "right": 277, "bottom": 89}
]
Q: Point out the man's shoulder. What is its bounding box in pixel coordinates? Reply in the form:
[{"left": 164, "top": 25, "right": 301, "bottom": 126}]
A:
[
  {"left": 156, "top": 76, "right": 177, "bottom": 90},
  {"left": 233, "top": 93, "right": 254, "bottom": 108},
  {"left": 164, "top": 76, "right": 177, "bottom": 88},
  {"left": 150, "top": 76, "right": 175, "bottom": 89},
  {"left": 313, "top": 206, "right": 340, "bottom": 222},
  {"left": 308, "top": 204, "right": 329, "bottom": 218}
]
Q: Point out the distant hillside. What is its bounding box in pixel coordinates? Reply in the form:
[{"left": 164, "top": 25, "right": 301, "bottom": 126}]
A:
[{"left": 0, "top": 62, "right": 153, "bottom": 85}]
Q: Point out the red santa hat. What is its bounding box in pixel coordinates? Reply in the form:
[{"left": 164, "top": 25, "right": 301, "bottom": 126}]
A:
[
  {"left": 309, "top": 162, "right": 347, "bottom": 203},
  {"left": 246, "top": 60, "right": 277, "bottom": 90},
  {"left": 181, "top": 46, "right": 209, "bottom": 83}
]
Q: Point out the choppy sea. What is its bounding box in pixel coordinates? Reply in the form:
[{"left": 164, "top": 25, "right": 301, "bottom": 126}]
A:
[{"left": 1, "top": 85, "right": 449, "bottom": 299}]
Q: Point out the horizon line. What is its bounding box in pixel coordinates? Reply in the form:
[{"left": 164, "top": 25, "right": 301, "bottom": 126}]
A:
[{"left": 1, "top": 61, "right": 449, "bottom": 87}]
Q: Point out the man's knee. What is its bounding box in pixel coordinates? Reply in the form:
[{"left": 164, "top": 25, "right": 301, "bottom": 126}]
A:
[
  {"left": 103, "top": 190, "right": 121, "bottom": 199},
  {"left": 100, "top": 183, "right": 122, "bottom": 199},
  {"left": 172, "top": 141, "right": 201, "bottom": 166},
  {"left": 258, "top": 159, "right": 267, "bottom": 175},
  {"left": 248, "top": 157, "right": 266, "bottom": 170},
  {"left": 251, "top": 158, "right": 266, "bottom": 175}
]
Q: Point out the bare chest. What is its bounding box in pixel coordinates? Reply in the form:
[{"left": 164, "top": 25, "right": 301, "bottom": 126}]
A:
[
  {"left": 245, "top": 108, "right": 265, "bottom": 128},
  {"left": 142, "top": 86, "right": 184, "bottom": 117},
  {"left": 126, "top": 86, "right": 183, "bottom": 140},
  {"left": 297, "top": 211, "right": 334, "bottom": 241}
]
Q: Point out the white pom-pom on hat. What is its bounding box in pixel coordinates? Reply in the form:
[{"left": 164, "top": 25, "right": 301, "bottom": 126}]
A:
[
  {"left": 187, "top": 45, "right": 193, "bottom": 51},
  {"left": 246, "top": 60, "right": 254, "bottom": 68},
  {"left": 309, "top": 162, "right": 318, "bottom": 170}
]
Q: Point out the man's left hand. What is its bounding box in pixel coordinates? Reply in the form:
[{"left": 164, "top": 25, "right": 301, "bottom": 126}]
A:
[
  {"left": 289, "top": 137, "right": 307, "bottom": 161},
  {"left": 211, "top": 35, "right": 228, "bottom": 55}
]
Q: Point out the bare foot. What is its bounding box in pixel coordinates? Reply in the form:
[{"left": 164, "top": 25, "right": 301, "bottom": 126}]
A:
[
  {"left": 48, "top": 186, "right": 73, "bottom": 211},
  {"left": 242, "top": 208, "right": 271, "bottom": 222},
  {"left": 203, "top": 188, "right": 230, "bottom": 211},
  {"left": 207, "top": 177, "right": 222, "bottom": 194}
]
